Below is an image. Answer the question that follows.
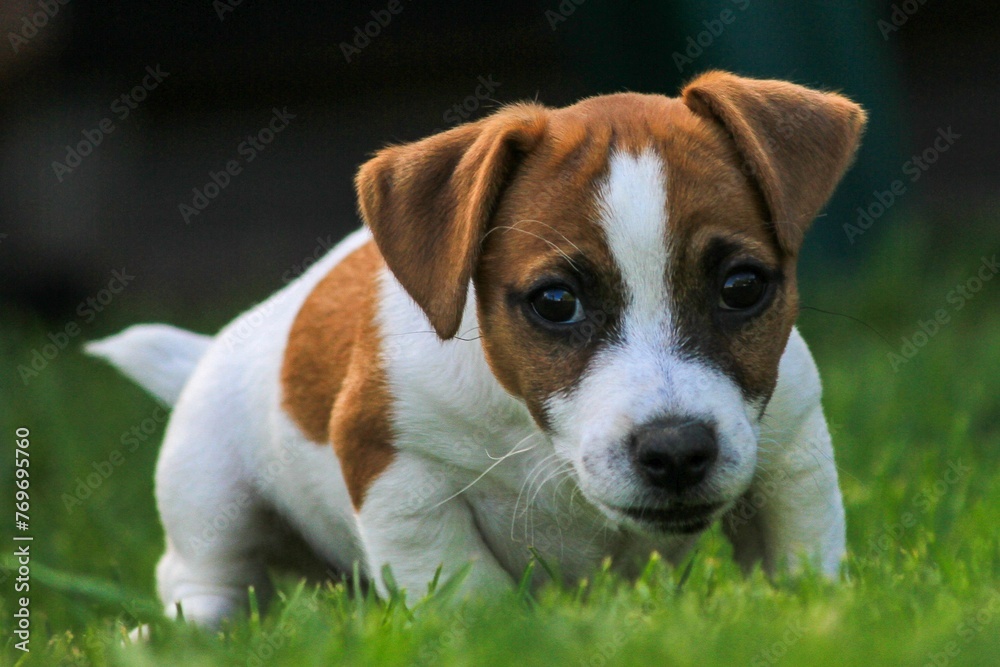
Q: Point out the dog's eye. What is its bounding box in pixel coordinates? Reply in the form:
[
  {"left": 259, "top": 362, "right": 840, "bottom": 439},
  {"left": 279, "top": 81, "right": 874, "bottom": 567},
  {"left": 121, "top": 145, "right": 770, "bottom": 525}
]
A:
[
  {"left": 530, "top": 287, "right": 584, "bottom": 324},
  {"left": 719, "top": 269, "right": 766, "bottom": 310}
]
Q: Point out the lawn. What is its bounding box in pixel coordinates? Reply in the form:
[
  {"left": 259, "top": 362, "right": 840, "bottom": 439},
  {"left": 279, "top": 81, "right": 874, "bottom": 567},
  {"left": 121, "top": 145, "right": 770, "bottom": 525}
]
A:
[{"left": 2, "top": 218, "right": 999, "bottom": 666}]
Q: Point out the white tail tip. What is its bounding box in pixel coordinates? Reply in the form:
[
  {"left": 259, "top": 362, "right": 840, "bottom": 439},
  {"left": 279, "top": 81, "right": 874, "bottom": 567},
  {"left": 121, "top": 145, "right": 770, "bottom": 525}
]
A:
[{"left": 85, "top": 324, "right": 212, "bottom": 407}]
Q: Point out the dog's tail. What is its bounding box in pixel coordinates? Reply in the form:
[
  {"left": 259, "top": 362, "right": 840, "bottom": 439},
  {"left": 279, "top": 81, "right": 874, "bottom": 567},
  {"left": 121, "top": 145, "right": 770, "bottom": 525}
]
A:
[{"left": 85, "top": 324, "right": 212, "bottom": 407}]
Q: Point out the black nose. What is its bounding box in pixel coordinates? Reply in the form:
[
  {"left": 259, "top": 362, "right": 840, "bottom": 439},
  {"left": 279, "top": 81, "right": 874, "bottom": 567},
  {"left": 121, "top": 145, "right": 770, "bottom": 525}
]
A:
[{"left": 630, "top": 418, "right": 718, "bottom": 494}]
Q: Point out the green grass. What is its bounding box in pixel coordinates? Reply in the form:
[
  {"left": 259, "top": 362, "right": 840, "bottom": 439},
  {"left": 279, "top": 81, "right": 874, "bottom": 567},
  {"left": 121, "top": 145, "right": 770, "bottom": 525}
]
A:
[{"left": 2, "top": 219, "right": 999, "bottom": 666}]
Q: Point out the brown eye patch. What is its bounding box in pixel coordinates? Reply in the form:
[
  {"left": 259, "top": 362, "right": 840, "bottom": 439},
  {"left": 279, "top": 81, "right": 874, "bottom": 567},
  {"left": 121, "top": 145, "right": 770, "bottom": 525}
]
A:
[
  {"left": 671, "top": 230, "right": 794, "bottom": 404},
  {"left": 482, "top": 249, "right": 625, "bottom": 430},
  {"left": 658, "top": 109, "right": 797, "bottom": 404},
  {"left": 472, "top": 150, "right": 626, "bottom": 431}
]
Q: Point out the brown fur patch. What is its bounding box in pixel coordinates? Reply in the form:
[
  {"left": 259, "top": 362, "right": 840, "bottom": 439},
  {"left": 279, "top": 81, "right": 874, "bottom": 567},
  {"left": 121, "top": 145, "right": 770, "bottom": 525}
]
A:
[
  {"left": 281, "top": 240, "right": 396, "bottom": 508},
  {"left": 282, "top": 241, "right": 380, "bottom": 443},
  {"left": 474, "top": 105, "right": 622, "bottom": 428},
  {"left": 328, "top": 275, "right": 396, "bottom": 509},
  {"left": 682, "top": 70, "right": 867, "bottom": 255},
  {"left": 657, "top": 102, "right": 793, "bottom": 401}
]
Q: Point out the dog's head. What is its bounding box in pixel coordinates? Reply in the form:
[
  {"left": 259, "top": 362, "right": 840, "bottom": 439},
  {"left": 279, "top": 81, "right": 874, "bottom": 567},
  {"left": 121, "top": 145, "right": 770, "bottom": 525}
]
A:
[{"left": 356, "top": 72, "right": 865, "bottom": 534}]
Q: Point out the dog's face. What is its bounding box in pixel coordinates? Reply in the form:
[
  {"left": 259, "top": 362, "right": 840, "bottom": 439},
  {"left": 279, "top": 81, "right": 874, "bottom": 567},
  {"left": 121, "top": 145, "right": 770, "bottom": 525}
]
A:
[
  {"left": 474, "top": 101, "right": 790, "bottom": 532},
  {"left": 357, "top": 72, "right": 865, "bottom": 534}
]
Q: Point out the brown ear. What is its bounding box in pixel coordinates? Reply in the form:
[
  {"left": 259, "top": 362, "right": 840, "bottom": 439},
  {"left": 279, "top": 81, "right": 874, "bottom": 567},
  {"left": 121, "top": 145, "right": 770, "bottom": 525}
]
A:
[
  {"left": 682, "top": 71, "right": 866, "bottom": 254},
  {"left": 355, "top": 104, "right": 548, "bottom": 339}
]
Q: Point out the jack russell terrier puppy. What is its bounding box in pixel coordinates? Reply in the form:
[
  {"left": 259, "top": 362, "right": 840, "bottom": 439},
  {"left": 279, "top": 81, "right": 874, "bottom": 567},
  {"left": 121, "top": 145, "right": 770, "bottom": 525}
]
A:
[{"left": 88, "top": 71, "right": 865, "bottom": 627}]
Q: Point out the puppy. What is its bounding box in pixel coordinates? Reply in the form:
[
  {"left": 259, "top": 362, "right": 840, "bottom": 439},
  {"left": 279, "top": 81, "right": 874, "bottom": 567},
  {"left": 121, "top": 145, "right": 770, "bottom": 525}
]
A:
[{"left": 88, "top": 71, "right": 865, "bottom": 627}]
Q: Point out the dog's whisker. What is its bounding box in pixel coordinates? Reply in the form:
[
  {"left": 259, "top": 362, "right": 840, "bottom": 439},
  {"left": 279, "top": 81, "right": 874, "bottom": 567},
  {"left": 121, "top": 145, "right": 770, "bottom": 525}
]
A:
[
  {"left": 383, "top": 329, "right": 481, "bottom": 342},
  {"left": 550, "top": 464, "right": 577, "bottom": 506},
  {"left": 521, "top": 455, "right": 564, "bottom": 543},
  {"left": 521, "top": 455, "right": 566, "bottom": 544},
  {"left": 531, "top": 463, "right": 576, "bottom": 552},
  {"left": 430, "top": 436, "right": 539, "bottom": 510},
  {"left": 485, "top": 225, "right": 580, "bottom": 271},
  {"left": 514, "top": 452, "right": 561, "bottom": 513},
  {"left": 529, "top": 461, "right": 572, "bottom": 509},
  {"left": 511, "top": 452, "right": 562, "bottom": 541},
  {"left": 485, "top": 431, "right": 537, "bottom": 461},
  {"left": 509, "top": 218, "right": 586, "bottom": 258}
]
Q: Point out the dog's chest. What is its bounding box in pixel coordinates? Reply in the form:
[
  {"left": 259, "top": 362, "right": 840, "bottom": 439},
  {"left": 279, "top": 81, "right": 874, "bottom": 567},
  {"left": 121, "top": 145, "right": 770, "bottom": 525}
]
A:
[
  {"left": 463, "top": 461, "right": 623, "bottom": 580},
  {"left": 462, "top": 465, "right": 688, "bottom": 583}
]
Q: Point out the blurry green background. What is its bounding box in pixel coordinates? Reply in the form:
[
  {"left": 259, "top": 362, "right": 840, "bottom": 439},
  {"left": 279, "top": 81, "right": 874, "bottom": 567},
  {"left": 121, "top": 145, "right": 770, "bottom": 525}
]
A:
[{"left": 2, "top": 1, "right": 999, "bottom": 665}]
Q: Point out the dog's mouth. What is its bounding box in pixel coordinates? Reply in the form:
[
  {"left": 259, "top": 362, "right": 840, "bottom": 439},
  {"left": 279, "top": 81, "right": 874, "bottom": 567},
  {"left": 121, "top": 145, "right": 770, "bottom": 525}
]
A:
[{"left": 609, "top": 502, "right": 725, "bottom": 534}]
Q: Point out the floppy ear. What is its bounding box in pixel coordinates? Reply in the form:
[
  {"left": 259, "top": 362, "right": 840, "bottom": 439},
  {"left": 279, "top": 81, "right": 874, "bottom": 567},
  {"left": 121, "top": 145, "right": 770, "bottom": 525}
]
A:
[
  {"left": 355, "top": 105, "right": 548, "bottom": 339},
  {"left": 682, "top": 71, "right": 866, "bottom": 255}
]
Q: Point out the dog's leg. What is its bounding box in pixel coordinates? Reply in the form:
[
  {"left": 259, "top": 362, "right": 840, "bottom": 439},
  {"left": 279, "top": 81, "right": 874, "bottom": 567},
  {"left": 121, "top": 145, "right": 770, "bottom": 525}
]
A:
[
  {"left": 724, "top": 404, "right": 845, "bottom": 577},
  {"left": 153, "top": 405, "right": 275, "bottom": 627},
  {"left": 357, "top": 453, "right": 514, "bottom": 600},
  {"left": 155, "top": 537, "right": 272, "bottom": 628},
  {"left": 723, "top": 330, "right": 845, "bottom": 577}
]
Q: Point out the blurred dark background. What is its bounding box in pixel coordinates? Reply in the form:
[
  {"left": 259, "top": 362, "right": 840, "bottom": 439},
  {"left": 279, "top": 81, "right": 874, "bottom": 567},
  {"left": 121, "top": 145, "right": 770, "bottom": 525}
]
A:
[{"left": 1, "top": 0, "right": 995, "bottom": 328}]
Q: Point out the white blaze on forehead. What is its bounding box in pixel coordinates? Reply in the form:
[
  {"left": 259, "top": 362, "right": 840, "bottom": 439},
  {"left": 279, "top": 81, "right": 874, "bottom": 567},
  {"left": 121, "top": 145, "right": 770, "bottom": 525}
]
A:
[{"left": 596, "top": 148, "right": 671, "bottom": 335}]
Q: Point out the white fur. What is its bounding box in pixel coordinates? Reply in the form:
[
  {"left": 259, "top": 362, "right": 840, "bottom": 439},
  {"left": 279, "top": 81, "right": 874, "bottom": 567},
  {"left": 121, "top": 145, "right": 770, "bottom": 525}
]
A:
[
  {"left": 85, "top": 324, "right": 211, "bottom": 406},
  {"left": 729, "top": 329, "right": 845, "bottom": 574},
  {"left": 89, "top": 152, "right": 844, "bottom": 625},
  {"left": 597, "top": 149, "right": 671, "bottom": 333}
]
